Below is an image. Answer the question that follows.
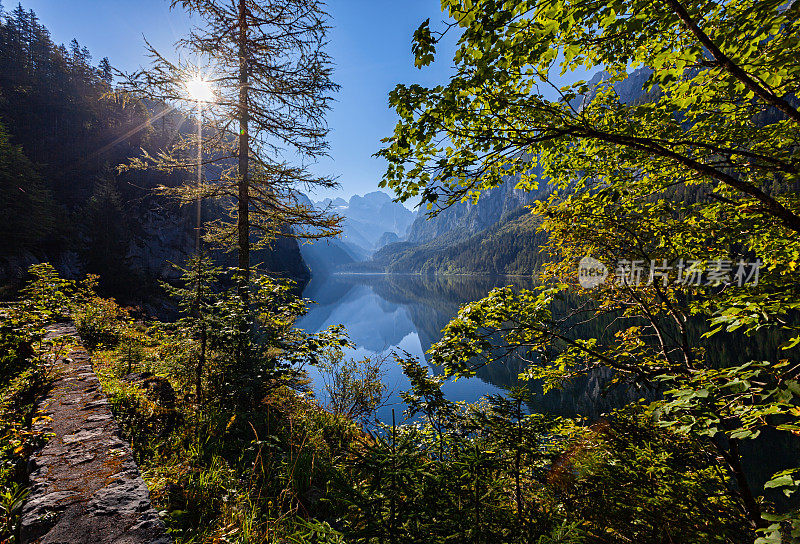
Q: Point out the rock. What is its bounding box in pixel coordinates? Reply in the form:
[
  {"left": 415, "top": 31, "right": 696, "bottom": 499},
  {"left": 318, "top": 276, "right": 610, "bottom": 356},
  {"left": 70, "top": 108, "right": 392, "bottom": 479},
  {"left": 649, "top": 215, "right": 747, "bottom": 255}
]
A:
[
  {"left": 123, "top": 373, "right": 176, "bottom": 410},
  {"left": 89, "top": 475, "right": 152, "bottom": 516},
  {"left": 122, "top": 372, "right": 154, "bottom": 383},
  {"left": 62, "top": 427, "right": 106, "bottom": 444},
  {"left": 21, "top": 324, "right": 170, "bottom": 544}
]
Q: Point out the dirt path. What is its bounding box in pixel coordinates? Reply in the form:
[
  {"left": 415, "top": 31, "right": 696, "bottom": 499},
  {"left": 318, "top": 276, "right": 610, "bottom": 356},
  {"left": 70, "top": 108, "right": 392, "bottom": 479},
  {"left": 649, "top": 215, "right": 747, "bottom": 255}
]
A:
[{"left": 20, "top": 323, "right": 169, "bottom": 544}]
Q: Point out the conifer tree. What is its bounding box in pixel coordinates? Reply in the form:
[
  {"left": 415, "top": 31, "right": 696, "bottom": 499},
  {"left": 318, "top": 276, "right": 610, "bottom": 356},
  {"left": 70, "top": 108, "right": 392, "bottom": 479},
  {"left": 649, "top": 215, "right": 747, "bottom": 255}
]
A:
[
  {"left": 0, "top": 120, "right": 54, "bottom": 252},
  {"left": 121, "top": 0, "right": 341, "bottom": 284}
]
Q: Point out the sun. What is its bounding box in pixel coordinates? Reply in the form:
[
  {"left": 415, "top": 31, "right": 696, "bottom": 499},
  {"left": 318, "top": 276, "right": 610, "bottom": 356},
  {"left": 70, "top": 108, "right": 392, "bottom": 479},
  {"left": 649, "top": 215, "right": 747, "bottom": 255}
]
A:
[{"left": 185, "top": 75, "right": 214, "bottom": 103}]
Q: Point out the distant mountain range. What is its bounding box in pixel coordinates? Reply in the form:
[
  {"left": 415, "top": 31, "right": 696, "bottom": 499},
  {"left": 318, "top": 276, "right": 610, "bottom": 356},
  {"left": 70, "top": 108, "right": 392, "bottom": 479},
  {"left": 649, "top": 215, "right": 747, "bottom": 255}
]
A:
[
  {"left": 296, "top": 191, "right": 415, "bottom": 277},
  {"left": 318, "top": 191, "right": 415, "bottom": 251},
  {"left": 296, "top": 169, "right": 552, "bottom": 278},
  {"left": 300, "top": 68, "right": 656, "bottom": 279},
  {"left": 352, "top": 172, "right": 552, "bottom": 276}
]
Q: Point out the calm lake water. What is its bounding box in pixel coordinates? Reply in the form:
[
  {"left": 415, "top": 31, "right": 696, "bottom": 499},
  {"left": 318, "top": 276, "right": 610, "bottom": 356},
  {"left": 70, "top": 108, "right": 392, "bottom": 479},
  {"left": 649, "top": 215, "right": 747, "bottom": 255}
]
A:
[
  {"left": 296, "top": 273, "right": 628, "bottom": 423},
  {"left": 296, "top": 273, "right": 800, "bottom": 497},
  {"left": 296, "top": 274, "right": 529, "bottom": 423}
]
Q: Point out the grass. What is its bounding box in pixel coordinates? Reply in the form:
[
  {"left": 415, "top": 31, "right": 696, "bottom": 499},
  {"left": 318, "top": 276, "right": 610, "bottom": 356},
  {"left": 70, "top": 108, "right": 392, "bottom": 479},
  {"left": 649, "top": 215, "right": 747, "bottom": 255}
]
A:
[{"left": 88, "top": 320, "right": 366, "bottom": 543}]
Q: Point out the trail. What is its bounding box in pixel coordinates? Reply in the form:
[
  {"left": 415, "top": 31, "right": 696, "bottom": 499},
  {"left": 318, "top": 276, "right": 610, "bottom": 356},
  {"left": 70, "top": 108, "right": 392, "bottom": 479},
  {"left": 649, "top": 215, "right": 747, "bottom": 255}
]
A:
[{"left": 20, "top": 324, "right": 169, "bottom": 544}]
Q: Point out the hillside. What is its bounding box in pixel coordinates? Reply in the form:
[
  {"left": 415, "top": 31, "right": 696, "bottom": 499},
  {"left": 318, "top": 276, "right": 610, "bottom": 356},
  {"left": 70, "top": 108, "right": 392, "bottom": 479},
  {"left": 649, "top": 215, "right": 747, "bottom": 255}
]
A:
[
  {"left": 351, "top": 167, "right": 552, "bottom": 275},
  {"left": 0, "top": 6, "right": 308, "bottom": 301}
]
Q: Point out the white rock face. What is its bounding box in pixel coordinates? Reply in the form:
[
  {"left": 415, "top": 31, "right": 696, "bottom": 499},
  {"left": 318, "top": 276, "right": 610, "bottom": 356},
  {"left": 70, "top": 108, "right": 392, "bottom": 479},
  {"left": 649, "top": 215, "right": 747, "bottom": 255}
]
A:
[{"left": 315, "top": 191, "right": 415, "bottom": 252}]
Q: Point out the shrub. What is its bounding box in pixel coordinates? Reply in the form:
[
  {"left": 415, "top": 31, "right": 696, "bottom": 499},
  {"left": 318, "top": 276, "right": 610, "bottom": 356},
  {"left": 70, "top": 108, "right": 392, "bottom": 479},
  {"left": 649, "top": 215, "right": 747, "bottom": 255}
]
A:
[
  {"left": 73, "top": 296, "right": 129, "bottom": 349},
  {"left": 316, "top": 350, "right": 386, "bottom": 426}
]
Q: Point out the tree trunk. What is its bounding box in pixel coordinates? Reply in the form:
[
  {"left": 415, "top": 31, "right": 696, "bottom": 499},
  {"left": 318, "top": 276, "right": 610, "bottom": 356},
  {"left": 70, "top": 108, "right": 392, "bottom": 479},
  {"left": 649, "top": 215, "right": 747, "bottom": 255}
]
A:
[
  {"left": 197, "top": 322, "right": 206, "bottom": 404},
  {"left": 237, "top": 0, "right": 250, "bottom": 286},
  {"left": 728, "top": 438, "right": 765, "bottom": 529},
  {"left": 716, "top": 437, "right": 765, "bottom": 529}
]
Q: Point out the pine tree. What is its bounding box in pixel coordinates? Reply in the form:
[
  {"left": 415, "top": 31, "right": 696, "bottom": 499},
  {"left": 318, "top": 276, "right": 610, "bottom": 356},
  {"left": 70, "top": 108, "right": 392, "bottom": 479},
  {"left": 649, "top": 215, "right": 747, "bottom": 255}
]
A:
[
  {"left": 98, "top": 57, "right": 112, "bottom": 84},
  {"left": 0, "top": 120, "right": 54, "bottom": 253},
  {"left": 121, "top": 0, "right": 341, "bottom": 285},
  {"left": 82, "top": 167, "right": 132, "bottom": 290}
]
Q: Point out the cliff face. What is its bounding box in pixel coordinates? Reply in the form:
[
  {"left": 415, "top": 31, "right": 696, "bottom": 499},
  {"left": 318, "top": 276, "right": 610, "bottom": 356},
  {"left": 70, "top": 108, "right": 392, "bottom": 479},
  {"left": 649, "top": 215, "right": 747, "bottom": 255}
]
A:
[
  {"left": 125, "top": 200, "right": 310, "bottom": 283},
  {"left": 571, "top": 67, "right": 657, "bottom": 111},
  {"left": 406, "top": 169, "right": 546, "bottom": 245},
  {"left": 360, "top": 164, "right": 551, "bottom": 275},
  {"left": 1, "top": 196, "right": 310, "bottom": 305},
  {"left": 125, "top": 204, "right": 196, "bottom": 281},
  {"left": 317, "top": 191, "right": 416, "bottom": 253}
]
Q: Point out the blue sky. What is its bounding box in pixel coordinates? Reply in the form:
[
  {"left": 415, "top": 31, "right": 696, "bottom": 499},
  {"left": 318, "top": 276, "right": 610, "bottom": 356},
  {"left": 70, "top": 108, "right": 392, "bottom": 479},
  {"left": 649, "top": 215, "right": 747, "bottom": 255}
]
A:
[{"left": 10, "top": 0, "right": 461, "bottom": 204}]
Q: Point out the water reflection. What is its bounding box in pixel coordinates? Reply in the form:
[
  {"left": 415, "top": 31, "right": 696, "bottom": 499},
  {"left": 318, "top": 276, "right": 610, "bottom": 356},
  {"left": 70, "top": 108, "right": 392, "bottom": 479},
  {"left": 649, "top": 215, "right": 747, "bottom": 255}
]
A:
[
  {"left": 297, "top": 273, "right": 634, "bottom": 422},
  {"left": 297, "top": 273, "right": 799, "bottom": 504},
  {"left": 297, "top": 275, "right": 505, "bottom": 422}
]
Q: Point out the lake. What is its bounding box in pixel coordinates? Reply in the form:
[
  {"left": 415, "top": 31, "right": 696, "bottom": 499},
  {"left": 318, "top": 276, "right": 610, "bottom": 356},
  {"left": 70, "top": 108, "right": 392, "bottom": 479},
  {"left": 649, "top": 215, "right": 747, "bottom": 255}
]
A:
[
  {"left": 295, "top": 273, "right": 630, "bottom": 423},
  {"left": 296, "top": 273, "right": 800, "bottom": 497}
]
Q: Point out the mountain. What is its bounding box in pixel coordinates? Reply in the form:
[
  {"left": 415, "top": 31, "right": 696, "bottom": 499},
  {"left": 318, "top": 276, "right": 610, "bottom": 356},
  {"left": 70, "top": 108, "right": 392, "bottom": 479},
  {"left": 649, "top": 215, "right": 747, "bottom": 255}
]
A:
[
  {"left": 316, "top": 191, "right": 415, "bottom": 253},
  {"left": 294, "top": 193, "right": 364, "bottom": 278},
  {"left": 377, "top": 231, "right": 400, "bottom": 247},
  {"left": 571, "top": 67, "right": 658, "bottom": 111},
  {"left": 297, "top": 191, "right": 416, "bottom": 277},
  {"left": 354, "top": 68, "right": 659, "bottom": 277},
  {"left": 369, "top": 208, "right": 549, "bottom": 275},
  {"left": 353, "top": 166, "right": 552, "bottom": 275},
  {"left": 405, "top": 169, "right": 543, "bottom": 245}
]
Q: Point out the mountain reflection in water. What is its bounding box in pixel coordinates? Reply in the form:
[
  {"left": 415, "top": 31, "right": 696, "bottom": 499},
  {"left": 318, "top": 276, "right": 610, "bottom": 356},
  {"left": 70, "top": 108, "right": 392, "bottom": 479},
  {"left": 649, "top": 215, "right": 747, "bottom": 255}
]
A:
[
  {"left": 297, "top": 273, "right": 800, "bottom": 504},
  {"left": 296, "top": 273, "right": 632, "bottom": 423}
]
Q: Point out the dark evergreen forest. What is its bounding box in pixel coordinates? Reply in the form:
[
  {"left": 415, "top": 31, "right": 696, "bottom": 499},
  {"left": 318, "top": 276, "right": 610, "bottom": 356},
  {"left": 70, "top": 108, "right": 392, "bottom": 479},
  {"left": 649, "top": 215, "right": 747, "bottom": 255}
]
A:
[{"left": 0, "top": 2, "right": 306, "bottom": 303}]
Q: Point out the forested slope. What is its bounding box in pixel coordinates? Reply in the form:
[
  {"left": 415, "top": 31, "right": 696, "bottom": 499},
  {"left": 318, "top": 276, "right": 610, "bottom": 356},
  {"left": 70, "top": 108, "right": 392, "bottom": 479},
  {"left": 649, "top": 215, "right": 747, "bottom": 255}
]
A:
[
  {"left": 0, "top": 4, "right": 307, "bottom": 301},
  {"left": 352, "top": 172, "right": 551, "bottom": 275}
]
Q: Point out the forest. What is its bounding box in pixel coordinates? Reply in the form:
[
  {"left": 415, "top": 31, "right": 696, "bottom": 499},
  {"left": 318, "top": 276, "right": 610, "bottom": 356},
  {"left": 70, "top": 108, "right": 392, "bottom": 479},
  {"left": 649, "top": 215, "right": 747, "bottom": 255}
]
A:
[{"left": 2, "top": 0, "right": 800, "bottom": 543}]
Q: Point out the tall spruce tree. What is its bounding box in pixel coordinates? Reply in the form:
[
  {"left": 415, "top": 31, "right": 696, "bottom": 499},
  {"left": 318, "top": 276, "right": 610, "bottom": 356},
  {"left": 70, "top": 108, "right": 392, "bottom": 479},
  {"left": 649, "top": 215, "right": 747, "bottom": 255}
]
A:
[
  {"left": 121, "top": 0, "right": 340, "bottom": 283},
  {"left": 0, "top": 120, "right": 54, "bottom": 253}
]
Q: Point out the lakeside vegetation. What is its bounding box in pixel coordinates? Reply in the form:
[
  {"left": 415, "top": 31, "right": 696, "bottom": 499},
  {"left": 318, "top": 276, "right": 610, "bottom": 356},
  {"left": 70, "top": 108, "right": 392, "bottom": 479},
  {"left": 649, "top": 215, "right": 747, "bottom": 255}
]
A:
[
  {"left": 1, "top": 264, "right": 765, "bottom": 543},
  {"left": 1, "top": 0, "right": 800, "bottom": 542}
]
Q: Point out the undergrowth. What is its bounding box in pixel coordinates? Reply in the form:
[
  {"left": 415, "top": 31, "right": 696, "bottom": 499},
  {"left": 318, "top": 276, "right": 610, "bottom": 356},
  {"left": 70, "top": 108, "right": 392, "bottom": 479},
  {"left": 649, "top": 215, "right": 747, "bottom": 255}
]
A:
[
  {"left": 0, "top": 264, "right": 79, "bottom": 543},
  {"left": 5, "top": 263, "right": 762, "bottom": 544}
]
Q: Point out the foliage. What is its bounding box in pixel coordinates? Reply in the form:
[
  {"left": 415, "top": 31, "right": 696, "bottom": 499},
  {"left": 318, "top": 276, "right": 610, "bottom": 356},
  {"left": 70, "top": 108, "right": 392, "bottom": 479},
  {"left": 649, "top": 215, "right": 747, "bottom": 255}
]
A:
[
  {"left": 73, "top": 295, "right": 130, "bottom": 349},
  {"left": 80, "top": 254, "right": 375, "bottom": 542},
  {"left": 0, "top": 5, "right": 310, "bottom": 301},
  {"left": 315, "top": 345, "right": 387, "bottom": 426},
  {"left": 7, "top": 261, "right": 766, "bottom": 544},
  {"left": 18, "top": 263, "right": 84, "bottom": 323},
  {"left": 0, "top": 5, "right": 178, "bottom": 297},
  {"left": 0, "top": 120, "right": 54, "bottom": 253},
  {"left": 0, "top": 265, "right": 79, "bottom": 543},
  {"left": 332, "top": 361, "right": 751, "bottom": 543},
  {"left": 0, "top": 3, "right": 138, "bottom": 209},
  {"left": 0, "top": 484, "right": 29, "bottom": 542},
  {"left": 93, "top": 329, "right": 362, "bottom": 543},
  {"left": 375, "top": 0, "right": 800, "bottom": 537},
  {"left": 160, "top": 255, "right": 343, "bottom": 410}
]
